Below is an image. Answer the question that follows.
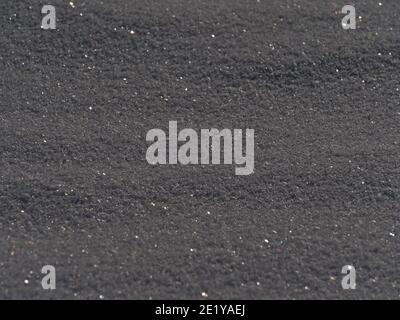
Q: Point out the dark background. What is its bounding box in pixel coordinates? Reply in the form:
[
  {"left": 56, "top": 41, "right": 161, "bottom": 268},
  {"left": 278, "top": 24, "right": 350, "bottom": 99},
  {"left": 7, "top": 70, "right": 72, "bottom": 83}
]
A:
[{"left": 0, "top": 0, "right": 399, "bottom": 299}]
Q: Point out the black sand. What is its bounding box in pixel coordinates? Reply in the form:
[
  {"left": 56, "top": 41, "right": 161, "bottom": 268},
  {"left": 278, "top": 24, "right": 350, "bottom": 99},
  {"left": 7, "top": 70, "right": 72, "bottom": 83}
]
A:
[{"left": 0, "top": 0, "right": 399, "bottom": 299}]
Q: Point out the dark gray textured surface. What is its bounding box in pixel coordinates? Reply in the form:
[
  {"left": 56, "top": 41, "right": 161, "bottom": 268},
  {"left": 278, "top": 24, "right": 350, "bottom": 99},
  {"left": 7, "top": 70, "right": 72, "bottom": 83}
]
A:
[{"left": 0, "top": 0, "right": 399, "bottom": 299}]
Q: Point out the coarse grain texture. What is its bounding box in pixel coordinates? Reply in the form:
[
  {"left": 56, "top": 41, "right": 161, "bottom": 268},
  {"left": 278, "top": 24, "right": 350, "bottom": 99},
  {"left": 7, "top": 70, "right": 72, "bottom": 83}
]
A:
[{"left": 0, "top": 0, "right": 399, "bottom": 299}]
